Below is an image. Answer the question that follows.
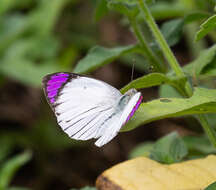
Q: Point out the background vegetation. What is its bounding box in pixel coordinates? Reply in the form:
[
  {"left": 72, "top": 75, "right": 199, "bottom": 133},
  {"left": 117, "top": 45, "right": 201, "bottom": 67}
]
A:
[{"left": 1, "top": 0, "right": 216, "bottom": 189}]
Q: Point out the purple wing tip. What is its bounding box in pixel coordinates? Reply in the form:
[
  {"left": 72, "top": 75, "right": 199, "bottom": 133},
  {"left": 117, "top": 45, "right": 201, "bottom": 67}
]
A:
[
  {"left": 125, "top": 95, "right": 143, "bottom": 124},
  {"left": 43, "top": 72, "right": 70, "bottom": 104}
]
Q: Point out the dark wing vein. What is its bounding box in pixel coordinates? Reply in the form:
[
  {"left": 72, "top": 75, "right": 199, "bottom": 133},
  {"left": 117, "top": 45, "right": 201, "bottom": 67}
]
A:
[
  {"left": 71, "top": 107, "right": 113, "bottom": 138},
  {"left": 62, "top": 106, "right": 100, "bottom": 131},
  {"left": 77, "top": 107, "right": 114, "bottom": 139}
]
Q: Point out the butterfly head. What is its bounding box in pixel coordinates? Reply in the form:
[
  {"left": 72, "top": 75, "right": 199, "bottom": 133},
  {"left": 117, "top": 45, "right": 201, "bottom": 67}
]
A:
[
  {"left": 119, "top": 88, "right": 143, "bottom": 125},
  {"left": 124, "top": 88, "right": 137, "bottom": 96},
  {"left": 118, "top": 88, "right": 138, "bottom": 109}
]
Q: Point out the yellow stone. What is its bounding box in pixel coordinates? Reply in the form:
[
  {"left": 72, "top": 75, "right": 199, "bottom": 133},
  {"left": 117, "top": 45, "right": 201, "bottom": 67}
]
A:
[{"left": 96, "top": 155, "right": 216, "bottom": 190}]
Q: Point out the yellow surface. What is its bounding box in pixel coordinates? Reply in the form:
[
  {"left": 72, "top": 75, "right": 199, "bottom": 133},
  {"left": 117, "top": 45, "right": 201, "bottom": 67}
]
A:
[{"left": 99, "top": 155, "right": 216, "bottom": 190}]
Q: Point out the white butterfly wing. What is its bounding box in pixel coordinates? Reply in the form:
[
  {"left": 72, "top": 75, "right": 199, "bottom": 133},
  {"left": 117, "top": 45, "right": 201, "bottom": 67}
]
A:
[
  {"left": 43, "top": 72, "right": 142, "bottom": 147},
  {"left": 94, "top": 92, "right": 142, "bottom": 147},
  {"left": 43, "top": 72, "right": 122, "bottom": 146}
]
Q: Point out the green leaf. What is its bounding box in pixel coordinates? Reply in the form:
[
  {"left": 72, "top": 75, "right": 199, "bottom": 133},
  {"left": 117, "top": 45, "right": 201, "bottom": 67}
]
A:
[
  {"left": 184, "top": 11, "right": 210, "bottom": 24},
  {"left": 195, "top": 14, "right": 216, "bottom": 42},
  {"left": 121, "top": 73, "right": 187, "bottom": 95},
  {"left": 150, "top": 19, "right": 184, "bottom": 51},
  {"left": 108, "top": 0, "right": 136, "bottom": 4},
  {"left": 0, "top": 0, "right": 17, "bottom": 15},
  {"left": 150, "top": 2, "right": 186, "bottom": 20},
  {"left": 108, "top": 2, "right": 131, "bottom": 17},
  {"left": 150, "top": 13, "right": 209, "bottom": 50},
  {"left": 151, "top": 3, "right": 209, "bottom": 22},
  {"left": 0, "top": 14, "right": 29, "bottom": 53},
  {"left": 0, "top": 151, "right": 32, "bottom": 190},
  {"left": 202, "top": 64, "right": 216, "bottom": 77},
  {"left": 129, "top": 142, "right": 154, "bottom": 158},
  {"left": 153, "top": 12, "right": 209, "bottom": 49},
  {"left": 159, "top": 84, "right": 183, "bottom": 98},
  {"left": 94, "top": 0, "right": 108, "bottom": 21},
  {"left": 205, "top": 113, "right": 216, "bottom": 129},
  {"left": 59, "top": 45, "right": 79, "bottom": 68},
  {"left": 183, "top": 136, "right": 216, "bottom": 154},
  {"left": 0, "top": 136, "right": 14, "bottom": 163},
  {"left": 74, "top": 45, "right": 139, "bottom": 74},
  {"left": 0, "top": 60, "right": 61, "bottom": 87},
  {"left": 208, "top": 0, "right": 216, "bottom": 5},
  {"left": 150, "top": 132, "right": 188, "bottom": 164},
  {"left": 120, "top": 53, "right": 150, "bottom": 73},
  {"left": 161, "top": 19, "right": 184, "bottom": 47},
  {"left": 184, "top": 44, "right": 216, "bottom": 76},
  {"left": 122, "top": 88, "right": 216, "bottom": 132},
  {"left": 0, "top": 0, "right": 32, "bottom": 15},
  {"left": 205, "top": 182, "right": 216, "bottom": 190},
  {"left": 145, "top": 0, "right": 155, "bottom": 5},
  {"left": 0, "top": 39, "right": 61, "bottom": 86},
  {"left": 107, "top": 0, "right": 139, "bottom": 18},
  {"left": 29, "top": 0, "right": 69, "bottom": 36}
]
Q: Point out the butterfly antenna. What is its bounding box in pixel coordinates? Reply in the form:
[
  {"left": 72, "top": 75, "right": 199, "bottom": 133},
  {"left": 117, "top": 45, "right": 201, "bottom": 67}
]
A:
[{"left": 131, "top": 60, "right": 135, "bottom": 81}]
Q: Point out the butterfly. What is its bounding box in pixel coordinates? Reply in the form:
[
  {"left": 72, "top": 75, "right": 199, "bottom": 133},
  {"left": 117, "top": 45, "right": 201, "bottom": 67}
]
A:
[{"left": 42, "top": 72, "right": 142, "bottom": 147}]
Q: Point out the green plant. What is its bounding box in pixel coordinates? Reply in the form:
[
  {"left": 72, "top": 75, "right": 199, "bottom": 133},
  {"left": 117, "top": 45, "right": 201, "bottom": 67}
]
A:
[
  {"left": 0, "top": 145, "right": 32, "bottom": 190},
  {"left": 74, "top": 0, "right": 216, "bottom": 151},
  {"left": 0, "top": 0, "right": 96, "bottom": 87},
  {"left": 129, "top": 132, "right": 216, "bottom": 163}
]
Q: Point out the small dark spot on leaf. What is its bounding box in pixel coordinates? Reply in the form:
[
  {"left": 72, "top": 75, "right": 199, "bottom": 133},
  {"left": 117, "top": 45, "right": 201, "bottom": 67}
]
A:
[{"left": 160, "top": 98, "right": 172, "bottom": 103}]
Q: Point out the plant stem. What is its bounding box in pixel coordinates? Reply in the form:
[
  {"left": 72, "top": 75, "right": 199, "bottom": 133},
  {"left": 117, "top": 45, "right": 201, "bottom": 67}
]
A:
[
  {"left": 198, "top": 114, "right": 216, "bottom": 147},
  {"left": 137, "top": 0, "right": 184, "bottom": 77},
  {"left": 137, "top": 0, "right": 216, "bottom": 147},
  {"left": 130, "top": 19, "right": 166, "bottom": 73},
  {"left": 137, "top": 0, "right": 194, "bottom": 96}
]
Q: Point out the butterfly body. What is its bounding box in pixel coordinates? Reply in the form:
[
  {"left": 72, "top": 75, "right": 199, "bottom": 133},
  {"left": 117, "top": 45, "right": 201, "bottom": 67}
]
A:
[{"left": 43, "top": 72, "right": 142, "bottom": 147}]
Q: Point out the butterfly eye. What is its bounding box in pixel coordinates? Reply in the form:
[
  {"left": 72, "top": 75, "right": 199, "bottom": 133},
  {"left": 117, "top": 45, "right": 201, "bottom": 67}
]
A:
[
  {"left": 118, "top": 95, "right": 130, "bottom": 108},
  {"left": 125, "top": 88, "right": 137, "bottom": 97}
]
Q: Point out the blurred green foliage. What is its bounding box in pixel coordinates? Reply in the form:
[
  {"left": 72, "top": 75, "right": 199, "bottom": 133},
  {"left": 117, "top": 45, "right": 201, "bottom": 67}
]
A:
[
  {"left": 0, "top": 0, "right": 66, "bottom": 86},
  {"left": 149, "top": 132, "right": 188, "bottom": 164},
  {"left": 129, "top": 132, "right": 188, "bottom": 164},
  {"left": 74, "top": 45, "right": 139, "bottom": 73},
  {"left": 0, "top": 150, "right": 32, "bottom": 190},
  {"left": 0, "top": 0, "right": 97, "bottom": 189},
  {"left": 0, "top": 0, "right": 98, "bottom": 87},
  {"left": 129, "top": 132, "right": 216, "bottom": 162},
  {"left": 195, "top": 14, "right": 216, "bottom": 41}
]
